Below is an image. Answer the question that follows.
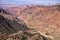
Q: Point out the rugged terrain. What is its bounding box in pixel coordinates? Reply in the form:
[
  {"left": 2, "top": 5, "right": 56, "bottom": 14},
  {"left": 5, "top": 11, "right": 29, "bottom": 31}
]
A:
[{"left": 0, "top": 4, "right": 60, "bottom": 40}]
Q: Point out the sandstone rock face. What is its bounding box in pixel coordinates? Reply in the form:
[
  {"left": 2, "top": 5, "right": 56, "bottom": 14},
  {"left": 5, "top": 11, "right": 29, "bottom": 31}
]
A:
[
  {"left": 0, "top": 5, "right": 60, "bottom": 40},
  {"left": 0, "top": 11, "right": 54, "bottom": 40},
  {"left": 4, "top": 5, "right": 60, "bottom": 40}
]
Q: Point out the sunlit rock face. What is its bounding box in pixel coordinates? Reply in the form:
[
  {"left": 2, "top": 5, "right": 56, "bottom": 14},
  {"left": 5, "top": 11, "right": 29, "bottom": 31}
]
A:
[
  {"left": 4, "top": 4, "right": 60, "bottom": 40},
  {"left": 0, "top": 8, "right": 54, "bottom": 40},
  {"left": 0, "top": 4, "right": 60, "bottom": 40}
]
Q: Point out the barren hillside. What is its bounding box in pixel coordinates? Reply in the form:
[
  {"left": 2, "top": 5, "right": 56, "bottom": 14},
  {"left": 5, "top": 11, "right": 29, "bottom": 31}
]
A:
[{"left": 0, "top": 5, "right": 60, "bottom": 40}]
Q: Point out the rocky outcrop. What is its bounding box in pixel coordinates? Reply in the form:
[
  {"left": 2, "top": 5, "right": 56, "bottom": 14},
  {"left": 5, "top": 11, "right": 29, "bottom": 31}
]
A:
[
  {"left": 4, "top": 5, "right": 60, "bottom": 40},
  {"left": 0, "top": 8, "right": 54, "bottom": 40},
  {"left": 0, "top": 9, "right": 28, "bottom": 40}
]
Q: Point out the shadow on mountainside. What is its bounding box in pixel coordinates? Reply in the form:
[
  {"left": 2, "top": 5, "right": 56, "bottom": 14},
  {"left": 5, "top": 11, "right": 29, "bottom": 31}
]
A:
[{"left": 0, "top": 14, "right": 28, "bottom": 34}]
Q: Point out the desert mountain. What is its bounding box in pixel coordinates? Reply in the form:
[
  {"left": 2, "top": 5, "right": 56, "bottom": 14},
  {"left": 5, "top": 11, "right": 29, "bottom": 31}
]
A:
[
  {"left": 0, "top": 5, "right": 60, "bottom": 40},
  {"left": 3, "top": 4, "right": 60, "bottom": 40},
  {"left": 0, "top": 7, "right": 54, "bottom": 40}
]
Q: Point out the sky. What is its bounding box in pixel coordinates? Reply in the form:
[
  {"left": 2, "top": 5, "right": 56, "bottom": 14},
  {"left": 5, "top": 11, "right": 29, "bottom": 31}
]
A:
[{"left": 0, "top": 0, "right": 60, "bottom": 7}]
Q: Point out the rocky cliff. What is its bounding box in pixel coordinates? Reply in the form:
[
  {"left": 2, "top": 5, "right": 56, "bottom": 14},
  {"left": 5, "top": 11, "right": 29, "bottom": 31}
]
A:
[
  {"left": 4, "top": 5, "right": 60, "bottom": 40},
  {"left": 0, "top": 8, "right": 54, "bottom": 40}
]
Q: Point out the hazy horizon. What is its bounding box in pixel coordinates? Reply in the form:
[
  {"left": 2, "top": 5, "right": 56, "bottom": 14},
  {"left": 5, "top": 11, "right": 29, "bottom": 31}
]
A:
[{"left": 0, "top": 0, "right": 60, "bottom": 7}]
